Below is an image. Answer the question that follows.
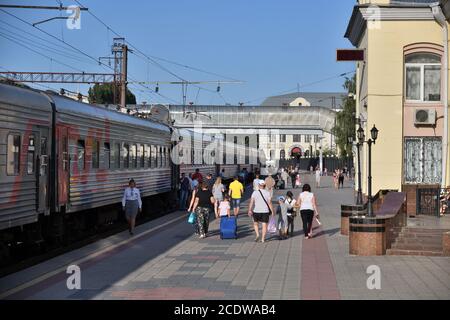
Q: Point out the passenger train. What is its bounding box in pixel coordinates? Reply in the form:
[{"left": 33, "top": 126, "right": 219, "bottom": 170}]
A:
[{"left": 0, "top": 83, "right": 259, "bottom": 264}]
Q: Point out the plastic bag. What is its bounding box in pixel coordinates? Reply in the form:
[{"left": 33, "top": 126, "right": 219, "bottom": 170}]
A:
[
  {"left": 268, "top": 216, "right": 277, "bottom": 234},
  {"left": 188, "top": 212, "right": 196, "bottom": 224}
]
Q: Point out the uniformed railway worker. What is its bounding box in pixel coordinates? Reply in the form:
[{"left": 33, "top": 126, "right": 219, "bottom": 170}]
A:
[{"left": 122, "top": 179, "right": 142, "bottom": 235}]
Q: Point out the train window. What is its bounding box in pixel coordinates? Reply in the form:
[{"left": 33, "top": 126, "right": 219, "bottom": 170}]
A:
[
  {"left": 104, "top": 142, "right": 111, "bottom": 169},
  {"left": 62, "top": 136, "right": 68, "bottom": 172},
  {"left": 92, "top": 140, "right": 100, "bottom": 169},
  {"left": 154, "top": 146, "right": 159, "bottom": 168},
  {"left": 151, "top": 145, "right": 157, "bottom": 168},
  {"left": 166, "top": 147, "right": 170, "bottom": 167},
  {"left": 27, "top": 135, "right": 35, "bottom": 174},
  {"left": 130, "top": 144, "right": 137, "bottom": 168},
  {"left": 77, "top": 140, "right": 85, "bottom": 171},
  {"left": 159, "top": 147, "right": 163, "bottom": 168},
  {"left": 113, "top": 143, "right": 120, "bottom": 169},
  {"left": 7, "top": 134, "right": 21, "bottom": 175},
  {"left": 40, "top": 137, "right": 48, "bottom": 176},
  {"left": 123, "top": 144, "right": 130, "bottom": 168},
  {"left": 146, "top": 145, "right": 151, "bottom": 168},
  {"left": 140, "top": 145, "right": 145, "bottom": 168}
]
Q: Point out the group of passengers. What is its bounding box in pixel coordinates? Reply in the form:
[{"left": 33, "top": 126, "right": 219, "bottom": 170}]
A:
[{"left": 122, "top": 170, "right": 321, "bottom": 242}]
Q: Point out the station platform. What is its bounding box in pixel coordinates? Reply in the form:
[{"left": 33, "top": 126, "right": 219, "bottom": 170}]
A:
[{"left": 1, "top": 175, "right": 449, "bottom": 300}]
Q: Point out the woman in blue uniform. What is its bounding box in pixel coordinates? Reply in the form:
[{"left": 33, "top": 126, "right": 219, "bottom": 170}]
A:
[{"left": 122, "top": 179, "right": 142, "bottom": 235}]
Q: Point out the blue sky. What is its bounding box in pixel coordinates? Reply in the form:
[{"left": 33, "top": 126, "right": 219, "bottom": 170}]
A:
[{"left": 0, "top": 0, "right": 357, "bottom": 105}]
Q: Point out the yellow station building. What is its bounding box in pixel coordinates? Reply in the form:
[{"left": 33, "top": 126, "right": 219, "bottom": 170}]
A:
[{"left": 345, "top": 0, "right": 450, "bottom": 214}]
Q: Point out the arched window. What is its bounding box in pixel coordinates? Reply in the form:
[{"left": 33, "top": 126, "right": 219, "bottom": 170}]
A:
[{"left": 405, "top": 52, "right": 441, "bottom": 102}]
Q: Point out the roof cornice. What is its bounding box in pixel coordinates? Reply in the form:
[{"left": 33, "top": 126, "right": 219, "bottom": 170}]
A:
[{"left": 345, "top": 5, "right": 435, "bottom": 47}]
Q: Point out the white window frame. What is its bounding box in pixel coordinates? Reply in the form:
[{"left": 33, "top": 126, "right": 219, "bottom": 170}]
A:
[{"left": 405, "top": 60, "right": 441, "bottom": 103}]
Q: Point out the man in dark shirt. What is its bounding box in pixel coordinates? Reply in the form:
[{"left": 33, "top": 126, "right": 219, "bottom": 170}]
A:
[
  {"left": 179, "top": 173, "right": 191, "bottom": 210},
  {"left": 205, "top": 173, "right": 214, "bottom": 190}
]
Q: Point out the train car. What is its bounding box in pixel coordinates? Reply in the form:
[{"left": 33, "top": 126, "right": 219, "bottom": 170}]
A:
[
  {"left": 0, "top": 83, "right": 175, "bottom": 262},
  {"left": 172, "top": 128, "right": 260, "bottom": 185},
  {"left": 0, "top": 83, "right": 53, "bottom": 232},
  {"left": 51, "top": 93, "right": 173, "bottom": 214}
]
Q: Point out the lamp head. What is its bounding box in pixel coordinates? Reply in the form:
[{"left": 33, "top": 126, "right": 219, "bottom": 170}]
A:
[
  {"left": 370, "top": 125, "right": 379, "bottom": 143},
  {"left": 357, "top": 125, "right": 365, "bottom": 144}
]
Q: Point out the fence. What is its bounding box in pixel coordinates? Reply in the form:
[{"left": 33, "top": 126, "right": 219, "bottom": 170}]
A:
[
  {"left": 278, "top": 157, "right": 353, "bottom": 174},
  {"left": 416, "top": 187, "right": 450, "bottom": 217}
]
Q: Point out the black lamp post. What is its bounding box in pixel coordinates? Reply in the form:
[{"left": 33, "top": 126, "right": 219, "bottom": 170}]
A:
[
  {"left": 358, "top": 124, "right": 379, "bottom": 217},
  {"left": 348, "top": 134, "right": 363, "bottom": 206}
]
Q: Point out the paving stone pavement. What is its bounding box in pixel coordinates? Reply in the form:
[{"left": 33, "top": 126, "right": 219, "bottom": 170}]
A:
[{"left": 1, "top": 174, "right": 449, "bottom": 300}]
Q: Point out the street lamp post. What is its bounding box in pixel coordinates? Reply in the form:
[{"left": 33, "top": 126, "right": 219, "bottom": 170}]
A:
[
  {"left": 358, "top": 124, "right": 379, "bottom": 217},
  {"left": 348, "top": 135, "right": 363, "bottom": 205}
]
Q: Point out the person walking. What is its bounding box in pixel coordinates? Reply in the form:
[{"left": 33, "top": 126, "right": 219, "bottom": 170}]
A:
[
  {"left": 179, "top": 173, "right": 191, "bottom": 210},
  {"left": 290, "top": 169, "right": 297, "bottom": 188},
  {"left": 192, "top": 182, "right": 215, "bottom": 239},
  {"left": 333, "top": 169, "right": 339, "bottom": 190},
  {"left": 247, "top": 180, "right": 274, "bottom": 243},
  {"left": 205, "top": 173, "right": 215, "bottom": 190},
  {"left": 285, "top": 191, "right": 297, "bottom": 237},
  {"left": 192, "top": 168, "right": 203, "bottom": 184},
  {"left": 217, "top": 194, "right": 231, "bottom": 219},
  {"left": 315, "top": 166, "right": 321, "bottom": 188},
  {"left": 265, "top": 174, "right": 275, "bottom": 199},
  {"left": 281, "top": 169, "right": 289, "bottom": 189},
  {"left": 253, "top": 173, "right": 261, "bottom": 191},
  {"left": 338, "top": 169, "right": 345, "bottom": 189},
  {"left": 277, "top": 196, "right": 288, "bottom": 240},
  {"left": 122, "top": 179, "right": 142, "bottom": 235},
  {"left": 295, "top": 174, "right": 302, "bottom": 189},
  {"left": 187, "top": 178, "right": 200, "bottom": 235},
  {"left": 297, "top": 184, "right": 319, "bottom": 239},
  {"left": 229, "top": 176, "right": 244, "bottom": 216},
  {"left": 212, "top": 177, "right": 225, "bottom": 216}
]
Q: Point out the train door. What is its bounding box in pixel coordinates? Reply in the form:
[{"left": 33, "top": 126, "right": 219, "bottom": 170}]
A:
[
  {"left": 38, "top": 127, "right": 50, "bottom": 215},
  {"left": 57, "top": 126, "right": 69, "bottom": 209}
]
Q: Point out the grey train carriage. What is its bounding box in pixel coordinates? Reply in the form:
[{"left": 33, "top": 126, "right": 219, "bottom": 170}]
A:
[{"left": 0, "top": 83, "right": 175, "bottom": 259}]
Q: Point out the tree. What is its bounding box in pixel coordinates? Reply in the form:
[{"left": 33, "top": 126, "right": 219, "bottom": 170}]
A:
[
  {"left": 0, "top": 78, "right": 30, "bottom": 89},
  {"left": 332, "top": 74, "right": 356, "bottom": 158},
  {"left": 88, "top": 83, "right": 136, "bottom": 105}
]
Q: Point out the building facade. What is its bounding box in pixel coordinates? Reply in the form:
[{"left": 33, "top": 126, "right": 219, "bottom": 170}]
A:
[{"left": 345, "top": 0, "right": 450, "bottom": 213}]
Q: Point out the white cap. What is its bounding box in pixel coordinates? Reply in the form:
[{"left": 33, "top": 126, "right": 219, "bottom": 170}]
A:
[{"left": 258, "top": 179, "right": 266, "bottom": 186}]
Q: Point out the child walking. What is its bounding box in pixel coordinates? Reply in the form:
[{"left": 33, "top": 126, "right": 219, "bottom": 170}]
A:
[
  {"left": 217, "top": 194, "right": 231, "bottom": 219},
  {"left": 285, "top": 191, "right": 297, "bottom": 237}
]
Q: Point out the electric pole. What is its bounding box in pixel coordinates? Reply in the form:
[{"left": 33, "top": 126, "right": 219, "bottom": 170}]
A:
[{"left": 120, "top": 44, "right": 128, "bottom": 110}]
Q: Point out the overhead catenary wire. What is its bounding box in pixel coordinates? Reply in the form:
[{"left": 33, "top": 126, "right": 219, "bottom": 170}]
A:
[
  {"left": 0, "top": 32, "right": 84, "bottom": 72},
  {"left": 0, "top": 8, "right": 175, "bottom": 104},
  {"left": 0, "top": 26, "right": 96, "bottom": 64},
  {"left": 72, "top": 0, "right": 239, "bottom": 103},
  {"left": 244, "top": 71, "right": 356, "bottom": 104},
  {"left": 73, "top": 0, "right": 240, "bottom": 82}
]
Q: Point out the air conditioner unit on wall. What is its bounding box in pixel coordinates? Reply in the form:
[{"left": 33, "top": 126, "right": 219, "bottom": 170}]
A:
[{"left": 414, "top": 109, "right": 436, "bottom": 126}]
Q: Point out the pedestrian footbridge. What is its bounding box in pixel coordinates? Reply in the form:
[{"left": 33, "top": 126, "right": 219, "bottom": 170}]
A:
[{"left": 169, "top": 105, "right": 336, "bottom": 134}]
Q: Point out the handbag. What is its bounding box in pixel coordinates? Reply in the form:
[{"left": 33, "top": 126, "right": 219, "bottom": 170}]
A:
[
  {"left": 258, "top": 190, "right": 272, "bottom": 215},
  {"left": 267, "top": 216, "right": 277, "bottom": 234},
  {"left": 188, "top": 211, "right": 196, "bottom": 224},
  {"left": 287, "top": 199, "right": 297, "bottom": 217}
]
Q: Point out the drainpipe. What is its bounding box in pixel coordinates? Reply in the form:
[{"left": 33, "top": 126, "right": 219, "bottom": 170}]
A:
[{"left": 432, "top": 4, "right": 449, "bottom": 189}]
